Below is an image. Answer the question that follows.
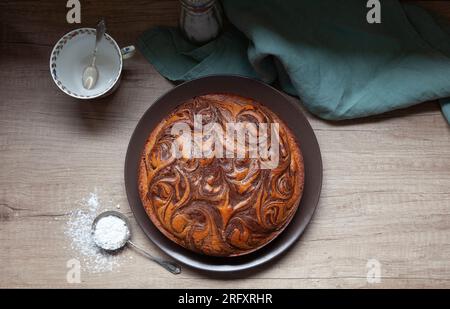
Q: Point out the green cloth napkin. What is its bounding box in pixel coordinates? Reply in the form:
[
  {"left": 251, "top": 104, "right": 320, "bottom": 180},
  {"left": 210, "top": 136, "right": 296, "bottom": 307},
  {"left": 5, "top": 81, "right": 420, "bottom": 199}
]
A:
[{"left": 138, "top": 0, "right": 450, "bottom": 123}]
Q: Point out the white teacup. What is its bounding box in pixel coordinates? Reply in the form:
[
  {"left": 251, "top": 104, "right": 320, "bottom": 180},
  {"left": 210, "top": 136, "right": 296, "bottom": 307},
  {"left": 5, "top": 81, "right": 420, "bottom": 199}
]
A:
[{"left": 50, "top": 28, "right": 135, "bottom": 99}]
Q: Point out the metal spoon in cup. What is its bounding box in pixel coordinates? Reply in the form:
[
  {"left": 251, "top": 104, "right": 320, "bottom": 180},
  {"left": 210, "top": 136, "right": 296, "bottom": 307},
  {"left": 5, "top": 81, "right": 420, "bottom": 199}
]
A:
[
  {"left": 82, "top": 19, "right": 106, "bottom": 90},
  {"left": 91, "top": 211, "right": 181, "bottom": 274}
]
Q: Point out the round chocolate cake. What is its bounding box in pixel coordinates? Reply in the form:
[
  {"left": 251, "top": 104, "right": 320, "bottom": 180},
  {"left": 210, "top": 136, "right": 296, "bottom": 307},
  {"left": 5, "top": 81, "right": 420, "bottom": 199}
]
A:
[{"left": 138, "top": 94, "right": 304, "bottom": 256}]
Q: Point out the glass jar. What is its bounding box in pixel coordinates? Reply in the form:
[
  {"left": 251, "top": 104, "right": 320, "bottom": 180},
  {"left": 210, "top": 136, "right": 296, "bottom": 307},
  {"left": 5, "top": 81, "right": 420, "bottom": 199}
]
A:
[{"left": 179, "top": 0, "right": 223, "bottom": 44}]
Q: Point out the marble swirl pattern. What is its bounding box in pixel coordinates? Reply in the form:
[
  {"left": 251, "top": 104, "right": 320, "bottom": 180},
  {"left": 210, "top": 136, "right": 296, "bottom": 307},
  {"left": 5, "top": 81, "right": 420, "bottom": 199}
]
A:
[{"left": 138, "top": 94, "right": 304, "bottom": 256}]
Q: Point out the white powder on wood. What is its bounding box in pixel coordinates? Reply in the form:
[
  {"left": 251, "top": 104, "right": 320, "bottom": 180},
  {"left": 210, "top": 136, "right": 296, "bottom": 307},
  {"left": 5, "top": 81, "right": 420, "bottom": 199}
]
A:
[
  {"left": 64, "top": 191, "right": 122, "bottom": 273},
  {"left": 93, "top": 215, "right": 130, "bottom": 251}
]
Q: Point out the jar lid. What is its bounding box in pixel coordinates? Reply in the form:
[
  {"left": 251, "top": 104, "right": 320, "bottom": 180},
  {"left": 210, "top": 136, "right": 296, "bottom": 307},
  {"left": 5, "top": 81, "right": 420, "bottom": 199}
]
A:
[{"left": 180, "top": 0, "right": 215, "bottom": 8}]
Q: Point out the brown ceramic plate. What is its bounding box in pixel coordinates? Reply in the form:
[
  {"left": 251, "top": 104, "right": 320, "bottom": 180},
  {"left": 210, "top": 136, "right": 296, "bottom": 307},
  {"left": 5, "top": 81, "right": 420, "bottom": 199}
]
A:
[{"left": 125, "top": 75, "right": 322, "bottom": 274}]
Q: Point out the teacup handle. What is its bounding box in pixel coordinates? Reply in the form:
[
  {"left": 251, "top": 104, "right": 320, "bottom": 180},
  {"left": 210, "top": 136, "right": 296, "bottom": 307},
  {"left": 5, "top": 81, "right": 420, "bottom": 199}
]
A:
[{"left": 121, "top": 45, "right": 136, "bottom": 60}]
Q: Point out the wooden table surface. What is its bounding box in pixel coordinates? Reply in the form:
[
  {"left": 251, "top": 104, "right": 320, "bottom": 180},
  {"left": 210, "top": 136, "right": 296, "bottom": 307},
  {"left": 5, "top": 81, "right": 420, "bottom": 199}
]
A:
[{"left": 1, "top": 0, "right": 449, "bottom": 288}]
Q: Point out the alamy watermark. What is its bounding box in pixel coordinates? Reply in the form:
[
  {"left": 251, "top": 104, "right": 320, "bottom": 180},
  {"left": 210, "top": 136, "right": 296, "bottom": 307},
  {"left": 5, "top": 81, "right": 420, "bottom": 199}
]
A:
[
  {"left": 66, "top": 258, "right": 81, "bottom": 284},
  {"left": 66, "top": 0, "right": 81, "bottom": 24},
  {"left": 65, "top": 1, "right": 380, "bottom": 26},
  {"left": 170, "top": 115, "right": 281, "bottom": 170},
  {"left": 366, "top": 258, "right": 382, "bottom": 284},
  {"left": 366, "top": 0, "right": 381, "bottom": 24}
]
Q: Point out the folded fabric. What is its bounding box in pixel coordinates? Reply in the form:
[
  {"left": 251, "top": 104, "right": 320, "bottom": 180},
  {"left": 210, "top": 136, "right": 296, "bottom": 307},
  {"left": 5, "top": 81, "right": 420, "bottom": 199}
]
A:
[{"left": 138, "top": 0, "right": 450, "bottom": 123}]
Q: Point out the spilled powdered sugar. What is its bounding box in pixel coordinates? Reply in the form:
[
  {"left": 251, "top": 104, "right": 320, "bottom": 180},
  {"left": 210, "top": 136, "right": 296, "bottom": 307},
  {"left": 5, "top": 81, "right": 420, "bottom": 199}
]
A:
[{"left": 65, "top": 191, "right": 122, "bottom": 273}]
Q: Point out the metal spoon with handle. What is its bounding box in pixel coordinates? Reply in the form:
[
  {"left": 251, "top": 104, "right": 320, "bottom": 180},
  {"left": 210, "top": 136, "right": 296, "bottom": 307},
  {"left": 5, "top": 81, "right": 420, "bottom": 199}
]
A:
[
  {"left": 92, "top": 211, "right": 182, "bottom": 275},
  {"left": 82, "top": 19, "right": 106, "bottom": 90}
]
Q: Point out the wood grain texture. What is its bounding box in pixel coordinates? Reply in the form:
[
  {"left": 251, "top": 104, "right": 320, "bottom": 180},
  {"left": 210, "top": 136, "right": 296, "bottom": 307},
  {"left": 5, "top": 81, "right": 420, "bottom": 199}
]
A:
[{"left": 0, "top": 0, "right": 449, "bottom": 288}]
